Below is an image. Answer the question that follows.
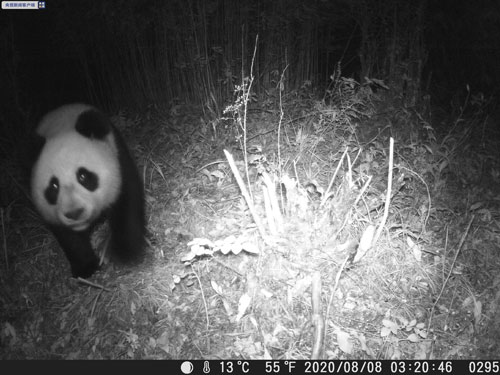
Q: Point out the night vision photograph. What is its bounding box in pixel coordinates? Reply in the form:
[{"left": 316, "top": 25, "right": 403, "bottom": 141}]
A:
[{"left": 0, "top": 0, "right": 500, "bottom": 365}]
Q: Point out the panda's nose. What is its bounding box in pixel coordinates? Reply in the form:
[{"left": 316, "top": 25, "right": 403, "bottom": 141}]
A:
[{"left": 65, "top": 208, "right": 84, "bottom": 220}]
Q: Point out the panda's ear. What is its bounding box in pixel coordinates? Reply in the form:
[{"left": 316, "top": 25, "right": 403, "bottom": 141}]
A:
[{"left": 75, "top": 109, "right": 112, "bottom": 140}]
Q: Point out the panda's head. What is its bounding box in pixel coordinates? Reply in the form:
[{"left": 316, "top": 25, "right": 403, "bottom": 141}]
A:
[{"left": 31, "top": 104, "right": 122, "bottom": 232}]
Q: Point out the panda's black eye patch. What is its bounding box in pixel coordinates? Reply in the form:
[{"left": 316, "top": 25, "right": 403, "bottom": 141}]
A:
[
  {"left": 44, "top": 176, "right": 59, "bottom": 205},
  {"left": 77, "top": 168, "right": 99, "bottom": 191}
]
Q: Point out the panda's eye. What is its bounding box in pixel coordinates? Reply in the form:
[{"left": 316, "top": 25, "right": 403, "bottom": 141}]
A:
[
  {"left": 44, "top": 176, "right": 59, "bottom": 205},
  {"left": 77, "top": 167, "right": 99, "bottom": 192}
]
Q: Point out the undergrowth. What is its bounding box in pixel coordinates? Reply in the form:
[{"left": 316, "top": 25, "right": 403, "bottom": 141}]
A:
[{"left": 0, "top": 74, "right": 498, "bottom": 359}]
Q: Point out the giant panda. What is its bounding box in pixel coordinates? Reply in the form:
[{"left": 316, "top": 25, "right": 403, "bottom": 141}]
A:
[{"left": 30, "top": 103, "right": 145, "bottom": 278}]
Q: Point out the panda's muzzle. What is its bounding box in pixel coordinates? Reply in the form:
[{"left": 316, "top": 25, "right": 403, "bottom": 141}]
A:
[{"left": 64, "top": 207, "right": 84, "bottom": 221}]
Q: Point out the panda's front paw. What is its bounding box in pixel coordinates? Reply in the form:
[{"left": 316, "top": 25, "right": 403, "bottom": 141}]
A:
[{"left": 71, "top": 258, "right": 100, "bottom": 279}]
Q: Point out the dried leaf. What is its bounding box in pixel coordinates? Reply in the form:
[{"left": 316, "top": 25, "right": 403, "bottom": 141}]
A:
[
  {"left": 242, "top": 242, "right": 260, "bottom": 254},
  {"left": 407, "top": 237, "right": 422, "bottom": 262},
  {"left": 473, "top": 299, "right": 482, "bottom": 328},
  {"left": 417, "top": 329, "right": 428, "bottom": 339},
  {"left": 354, "top": 225, "right": 375, "bottom": 262},
  {"left": 236, "top": 293, "right": 252, "bottom": 322},
  {"left": 336, "top": 330, "right": 353, "bottom": 354},
  {"left": 407, "top": 333, "right": 420, "bottom": 342},
  {"left": 188, "top": 238, "right": 214, "bottom": 248},
  {"left": 211, "top": 280, "right": 223, "bottom": 295},
  {"left": 381, "top": 326, "right": 392, "bottom": 337}
]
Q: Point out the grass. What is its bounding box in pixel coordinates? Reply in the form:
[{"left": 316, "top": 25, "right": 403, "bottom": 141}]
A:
[{"left": 1, "top": 78, "right": 498, "bottom": 359}]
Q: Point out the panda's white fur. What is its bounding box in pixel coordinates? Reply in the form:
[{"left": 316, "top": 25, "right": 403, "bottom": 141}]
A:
[
  {"left": 32, "top": 105, "right": 121, "bottom": 231},
  {"left": 30, "top": 104, "right": 145, "bottom": 278}
]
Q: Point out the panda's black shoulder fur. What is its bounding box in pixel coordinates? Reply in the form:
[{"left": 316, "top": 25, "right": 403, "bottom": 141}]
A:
[
  {"left": 100, "top": 111, "right": 146, "bottom": 265},
  {"left": 78, "top": 107, "right": 146, "bottom": 265}
]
